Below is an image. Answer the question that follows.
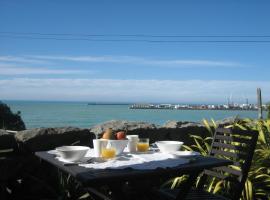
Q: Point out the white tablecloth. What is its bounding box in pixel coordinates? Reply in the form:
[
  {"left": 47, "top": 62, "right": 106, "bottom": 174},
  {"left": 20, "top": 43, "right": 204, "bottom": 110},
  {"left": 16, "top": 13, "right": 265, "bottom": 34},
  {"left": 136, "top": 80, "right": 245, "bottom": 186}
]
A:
[{"left": 79, "top": 150, "right": 189, "bottom": 170}]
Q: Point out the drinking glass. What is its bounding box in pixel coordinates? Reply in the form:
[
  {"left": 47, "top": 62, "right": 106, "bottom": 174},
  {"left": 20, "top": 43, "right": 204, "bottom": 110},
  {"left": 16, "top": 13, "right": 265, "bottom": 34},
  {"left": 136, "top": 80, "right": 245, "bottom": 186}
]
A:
[
  {"left": 101, "top": 147, "right": 116, "bottom": 159},
  {"left": 93, "top": 139, "right": 108, "bottom": 157},
  {"left": 137, "top": 138, "right": 149, "bottom": 152}
]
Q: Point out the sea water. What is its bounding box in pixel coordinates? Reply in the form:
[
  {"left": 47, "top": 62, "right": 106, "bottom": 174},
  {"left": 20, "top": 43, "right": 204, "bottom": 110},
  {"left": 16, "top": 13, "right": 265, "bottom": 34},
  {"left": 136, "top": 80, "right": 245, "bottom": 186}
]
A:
[{"left": 4, "top": 101, "right": 266, "bottom": 129}]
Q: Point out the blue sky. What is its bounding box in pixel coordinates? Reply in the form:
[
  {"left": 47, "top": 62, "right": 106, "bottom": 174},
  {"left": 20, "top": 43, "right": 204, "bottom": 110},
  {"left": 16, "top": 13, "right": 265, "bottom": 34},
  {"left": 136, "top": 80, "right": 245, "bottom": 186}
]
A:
[{"left": 0, "top": 0, "right": 270, "bottom": 103}]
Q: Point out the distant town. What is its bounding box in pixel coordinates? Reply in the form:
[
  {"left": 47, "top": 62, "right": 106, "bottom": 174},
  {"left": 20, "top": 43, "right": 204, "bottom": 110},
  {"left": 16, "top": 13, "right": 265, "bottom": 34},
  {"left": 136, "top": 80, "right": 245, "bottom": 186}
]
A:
[{"left": 129, "top": 103, "right": 268, "bottom": 111}]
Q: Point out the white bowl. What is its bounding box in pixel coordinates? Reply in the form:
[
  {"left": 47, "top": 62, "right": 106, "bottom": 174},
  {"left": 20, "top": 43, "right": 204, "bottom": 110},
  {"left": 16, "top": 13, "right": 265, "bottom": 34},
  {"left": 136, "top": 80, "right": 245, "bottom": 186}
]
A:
[
  {"left": 107, "top": 140, "right": 128, "bottom": 155},
  {"left": 155, "top": 141, "right": 183, "bottom": 153},
  {"left": 56, "top": 146, "right": 90, "bottom": 162}
]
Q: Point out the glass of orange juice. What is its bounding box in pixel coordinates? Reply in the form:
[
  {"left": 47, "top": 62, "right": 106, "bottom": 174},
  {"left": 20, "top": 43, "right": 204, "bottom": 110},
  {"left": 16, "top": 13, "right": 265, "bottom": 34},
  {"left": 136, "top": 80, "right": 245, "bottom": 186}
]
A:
[
  {"left": 137, "top": 138, "right": 149, "bottom": 152},
  {"left": 101, "top": 147, "right": 116, "bottom": 159}
]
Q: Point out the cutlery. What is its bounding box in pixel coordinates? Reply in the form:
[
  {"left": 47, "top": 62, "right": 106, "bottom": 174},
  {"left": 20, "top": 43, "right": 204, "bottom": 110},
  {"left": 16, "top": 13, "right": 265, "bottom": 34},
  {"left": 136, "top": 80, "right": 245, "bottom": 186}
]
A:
[{"left": 63, "top": 158, "right": 94, "bottom": 166}]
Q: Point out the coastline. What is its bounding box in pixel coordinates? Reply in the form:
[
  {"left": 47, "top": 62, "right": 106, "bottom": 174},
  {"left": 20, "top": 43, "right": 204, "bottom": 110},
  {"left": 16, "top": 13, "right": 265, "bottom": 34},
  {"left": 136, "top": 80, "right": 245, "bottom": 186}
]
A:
[{"left": 3, "top": 100, "right": 266, "bottom": 129}]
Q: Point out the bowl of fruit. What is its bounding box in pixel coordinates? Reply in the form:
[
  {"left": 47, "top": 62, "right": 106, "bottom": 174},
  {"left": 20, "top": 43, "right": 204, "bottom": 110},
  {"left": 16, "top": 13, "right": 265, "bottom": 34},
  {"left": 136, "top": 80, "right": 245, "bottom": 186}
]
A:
[{"left": 101, "top": 128, "right": 128, "bottom": 155}]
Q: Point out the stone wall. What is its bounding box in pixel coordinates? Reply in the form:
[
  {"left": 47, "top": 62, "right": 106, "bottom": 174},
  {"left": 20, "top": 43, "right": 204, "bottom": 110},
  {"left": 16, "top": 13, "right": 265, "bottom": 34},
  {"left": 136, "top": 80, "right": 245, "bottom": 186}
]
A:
[
  {"left": 1, "top": 118, "right": 237, "bottom": 153},
  {"left": 15, "top": 127, "right": 95, "bottom": 152}
]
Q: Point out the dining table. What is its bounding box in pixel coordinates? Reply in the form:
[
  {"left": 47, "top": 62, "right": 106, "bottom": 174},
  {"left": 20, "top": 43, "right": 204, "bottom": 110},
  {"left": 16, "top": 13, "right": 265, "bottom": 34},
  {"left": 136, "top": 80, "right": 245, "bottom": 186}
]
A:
[{"left": 35, "top": 149, "right": 232, "bottom": 200}]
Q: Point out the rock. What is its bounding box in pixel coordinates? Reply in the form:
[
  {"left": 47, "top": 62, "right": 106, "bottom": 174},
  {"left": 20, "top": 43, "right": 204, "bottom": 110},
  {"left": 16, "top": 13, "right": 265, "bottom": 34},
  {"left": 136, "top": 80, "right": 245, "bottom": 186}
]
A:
[
  {"left": 163, "top": 120, "right": 202, "bottom": 128},
  {"left": 216, "top": 116, "right": 239, "bottom": 127},
  {"left": 90, "top": 120, "right": 157, "bottom": 138},
  {"left": 90, "top": 120, "right": 209, "bottom": 146},
  {"left": 0, "top": 129, "right": 18, "bottom": 150},
  {"left": 160, "top": 120, "right": 209, "bottom": 146},
  {"left": 15, "top": 127, "right": 95, "bottom": 152},
  {"left": 0, "top": 101, "right": 26, "bottom": 131}
]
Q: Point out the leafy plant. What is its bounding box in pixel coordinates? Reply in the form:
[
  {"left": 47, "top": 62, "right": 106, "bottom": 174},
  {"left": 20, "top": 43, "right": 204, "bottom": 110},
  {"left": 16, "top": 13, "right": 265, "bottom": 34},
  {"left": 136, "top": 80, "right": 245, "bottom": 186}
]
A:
[
  {"left": 166, "top": 118, "right": 270, "bottom": 200},
  {"left": 57, "top": 172, "right": 92, "bottom": 200}
]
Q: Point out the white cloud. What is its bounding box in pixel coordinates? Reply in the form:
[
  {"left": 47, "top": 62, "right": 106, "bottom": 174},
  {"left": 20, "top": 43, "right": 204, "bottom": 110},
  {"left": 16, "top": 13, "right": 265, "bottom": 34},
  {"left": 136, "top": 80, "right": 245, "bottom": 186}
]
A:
[
  {"left": 0, "top": 78, "right": 268, "bottom": 103},
  {"left": 23, "top": 55, "right": 241, "bottom": 68},
  {"left": 0, "top": 63, "right": 95, "bottom": 75},
  {"left": 0, "top": 56, "right": 48, "bottom": 64}
]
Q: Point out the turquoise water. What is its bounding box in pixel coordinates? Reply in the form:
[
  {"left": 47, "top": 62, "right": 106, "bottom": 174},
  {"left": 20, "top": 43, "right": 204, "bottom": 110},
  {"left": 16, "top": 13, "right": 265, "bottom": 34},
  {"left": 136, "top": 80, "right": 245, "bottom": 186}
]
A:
[{"left": 4, "top": 101, "right": 266, "bottom": 129}]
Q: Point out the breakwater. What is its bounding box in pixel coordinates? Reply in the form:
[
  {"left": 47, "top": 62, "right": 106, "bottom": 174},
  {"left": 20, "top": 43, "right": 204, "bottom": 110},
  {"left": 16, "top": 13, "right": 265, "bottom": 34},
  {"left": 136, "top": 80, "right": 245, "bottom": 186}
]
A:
[{"left": 129, "top": 103, "right": 261, "bottom": 111}]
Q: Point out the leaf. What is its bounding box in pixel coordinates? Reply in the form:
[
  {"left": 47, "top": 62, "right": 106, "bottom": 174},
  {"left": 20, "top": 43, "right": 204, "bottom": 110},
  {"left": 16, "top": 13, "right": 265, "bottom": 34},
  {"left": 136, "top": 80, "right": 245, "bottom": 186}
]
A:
[
  {"left": 202, "top": 119, "right": 213, "bottom": 136},
  {"left": 244, "top": 179, "right": 253, "bottom": 200},
  {"left": 79, "top": 193, "right": 90, "bottom": 199},
  {"left": 234, "top": 123, "right": 247, "bottom": 130},
  {"left": 182, "top": 145, "right": 193, "bottom": 151},
  {"left": 204, "top": 142, "right": 211, "bottom": 154},
  {"left": 207, "top": 177, "right": 216, "bottom": 193},
  {"left": 211, "top": 118, "right": 217, "bottom": 129},
  {"left": 224, "top": 125, "right": 234, "bottom": 129},
  {"left": 213, "top": 180, "right": 224, "bottom": 194},
  {"left": 190, "top": 134, "right": 204, "bottom": 141},
  {"left": 194, "top": 138, "right": 206, "bottom": 155},
  {"left": 258, "top": 130, "right": 266, "bottom": 144},
  {"left": 264, "top": 119, "right": 270, "bottom": 133}
]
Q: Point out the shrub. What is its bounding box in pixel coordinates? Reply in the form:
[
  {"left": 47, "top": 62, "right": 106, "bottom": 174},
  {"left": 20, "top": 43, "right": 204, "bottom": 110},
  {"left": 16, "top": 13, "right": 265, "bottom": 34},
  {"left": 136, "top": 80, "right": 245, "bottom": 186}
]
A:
[
  {"left": 0, "top": 101, "right": 26, "bottom": 130},
  {"left": 166, "top": 118, "right": 270, "bottom": 200}
]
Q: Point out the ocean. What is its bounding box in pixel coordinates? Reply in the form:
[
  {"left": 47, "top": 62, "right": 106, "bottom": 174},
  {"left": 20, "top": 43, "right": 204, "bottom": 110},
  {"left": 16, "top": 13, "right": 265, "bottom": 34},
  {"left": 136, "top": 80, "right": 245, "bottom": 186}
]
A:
[{"left": 4, "top": 101, "right": 266, "bottom": 129}]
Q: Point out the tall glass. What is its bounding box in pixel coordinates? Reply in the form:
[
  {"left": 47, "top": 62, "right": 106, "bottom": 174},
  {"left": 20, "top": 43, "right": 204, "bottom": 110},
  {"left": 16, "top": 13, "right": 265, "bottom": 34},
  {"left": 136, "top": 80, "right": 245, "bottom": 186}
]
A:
[
  {"left": 101, "top": 147, "right": 116, "bottom": 159},
  {"left": 137, "top": 138, "right": 149, "bottom": 152}
]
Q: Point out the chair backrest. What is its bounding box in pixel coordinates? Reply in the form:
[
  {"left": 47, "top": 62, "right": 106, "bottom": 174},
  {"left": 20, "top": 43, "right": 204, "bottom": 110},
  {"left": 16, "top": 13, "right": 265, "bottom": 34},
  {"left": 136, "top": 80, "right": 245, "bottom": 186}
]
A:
[{"left": 198, "top": 127, "right": 259, "bottom": 200}]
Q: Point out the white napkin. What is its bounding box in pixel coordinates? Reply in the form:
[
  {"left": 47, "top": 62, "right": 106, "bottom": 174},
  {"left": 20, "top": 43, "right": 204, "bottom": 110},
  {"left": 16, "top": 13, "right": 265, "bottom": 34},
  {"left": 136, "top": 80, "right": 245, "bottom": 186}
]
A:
[{"left": 79, "top": 152, "right": 189, "bottom": 170}]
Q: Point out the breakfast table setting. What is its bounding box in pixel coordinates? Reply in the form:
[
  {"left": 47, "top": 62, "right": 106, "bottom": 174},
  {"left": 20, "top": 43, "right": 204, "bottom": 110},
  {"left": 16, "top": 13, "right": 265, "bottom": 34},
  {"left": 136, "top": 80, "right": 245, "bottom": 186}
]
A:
[{"left": 35, "top": 131, "right": 232, "bottom": 200}]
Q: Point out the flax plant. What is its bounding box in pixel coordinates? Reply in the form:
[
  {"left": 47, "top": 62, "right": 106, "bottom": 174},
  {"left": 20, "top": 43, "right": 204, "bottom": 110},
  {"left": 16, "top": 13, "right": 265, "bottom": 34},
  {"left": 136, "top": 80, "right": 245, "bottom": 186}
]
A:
[{"left": 165, "top": 118, "right": 270, "bottom": 200}]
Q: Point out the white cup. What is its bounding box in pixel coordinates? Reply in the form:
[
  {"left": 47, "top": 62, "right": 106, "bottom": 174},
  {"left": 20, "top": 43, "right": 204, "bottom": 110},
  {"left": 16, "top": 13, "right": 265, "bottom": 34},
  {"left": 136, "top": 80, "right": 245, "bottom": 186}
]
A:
[
  {"left": 127, "top": 135, "right": 139, "bottom": 152},
  {"left": 93, "top": 139, "right": 108, "bottom": 157}
]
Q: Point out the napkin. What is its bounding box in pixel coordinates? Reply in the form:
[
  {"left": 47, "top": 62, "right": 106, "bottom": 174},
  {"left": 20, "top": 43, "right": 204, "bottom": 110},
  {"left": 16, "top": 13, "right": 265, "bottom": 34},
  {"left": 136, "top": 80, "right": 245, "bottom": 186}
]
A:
[{"left": 79, "top": 152, "right": 189, "bottom": 170}]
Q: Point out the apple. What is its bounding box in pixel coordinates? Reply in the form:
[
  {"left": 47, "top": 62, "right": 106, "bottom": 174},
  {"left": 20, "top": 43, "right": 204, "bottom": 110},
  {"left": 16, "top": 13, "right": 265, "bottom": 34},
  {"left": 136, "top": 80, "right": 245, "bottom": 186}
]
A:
[{"left": 116, "top": 131, "right": 126, "bottom": 140}]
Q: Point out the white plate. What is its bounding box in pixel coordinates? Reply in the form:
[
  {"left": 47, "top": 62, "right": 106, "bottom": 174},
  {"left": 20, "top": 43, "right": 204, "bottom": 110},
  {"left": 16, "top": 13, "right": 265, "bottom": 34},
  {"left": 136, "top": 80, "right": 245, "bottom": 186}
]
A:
[
  {"left": 171, "top": 151, "right": 200, "bottom": 157},
  {"left": 47, "top": 150, "right": 59, "bottom": 155}
]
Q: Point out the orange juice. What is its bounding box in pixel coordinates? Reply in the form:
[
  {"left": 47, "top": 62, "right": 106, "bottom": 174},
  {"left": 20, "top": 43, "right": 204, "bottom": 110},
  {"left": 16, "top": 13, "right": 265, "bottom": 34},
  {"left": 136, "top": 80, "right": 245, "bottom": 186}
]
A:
[
  {"left": 101, "top": 148, "right": 116, "bottom": 159},
  {"left": 137, "top": 143, "right": 149, "bottom": 152}
]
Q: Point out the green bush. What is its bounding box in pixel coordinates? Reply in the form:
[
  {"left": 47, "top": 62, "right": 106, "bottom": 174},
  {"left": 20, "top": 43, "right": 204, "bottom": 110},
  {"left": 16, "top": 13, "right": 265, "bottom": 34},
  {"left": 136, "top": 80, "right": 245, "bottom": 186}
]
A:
[
  {"left": 167, "top": 118, "right": 270, "bottom": 200},
  {"left": 0, "top": 101, "right": 26, "bottom": 130}
]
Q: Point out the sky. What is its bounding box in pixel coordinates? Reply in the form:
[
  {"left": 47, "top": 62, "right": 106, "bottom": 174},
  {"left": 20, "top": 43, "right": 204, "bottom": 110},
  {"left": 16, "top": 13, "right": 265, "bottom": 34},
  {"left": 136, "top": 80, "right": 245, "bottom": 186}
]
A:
[{"left": 0, "top": 0, "right": 270, "bottom": 104}]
